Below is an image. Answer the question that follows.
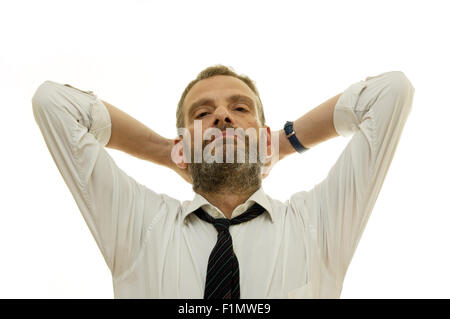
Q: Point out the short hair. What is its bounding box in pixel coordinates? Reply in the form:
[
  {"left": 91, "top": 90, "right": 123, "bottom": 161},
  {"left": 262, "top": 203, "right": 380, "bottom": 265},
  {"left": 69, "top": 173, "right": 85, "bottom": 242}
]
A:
[{"left": 176, "top": 64, "right": 266, "bottom": 129}]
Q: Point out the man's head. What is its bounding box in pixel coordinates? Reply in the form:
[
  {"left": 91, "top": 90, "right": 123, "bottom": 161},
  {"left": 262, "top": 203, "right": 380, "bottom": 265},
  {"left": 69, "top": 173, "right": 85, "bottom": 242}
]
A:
[
  {"left": 173, "top": 65, "right": 272, "bottom": 195},
  {"left": 176, "top": 64, "right": 266, "bottom": 129}
]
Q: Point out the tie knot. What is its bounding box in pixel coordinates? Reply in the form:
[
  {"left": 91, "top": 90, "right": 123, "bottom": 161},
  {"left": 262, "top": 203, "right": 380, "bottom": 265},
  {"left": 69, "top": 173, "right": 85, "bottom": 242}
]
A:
[
  {"left": 192, "top": 202, "right": 267, "bottom": 232},
  {"left": 213, "top": 218, "right": 231, "bottom": 232}
]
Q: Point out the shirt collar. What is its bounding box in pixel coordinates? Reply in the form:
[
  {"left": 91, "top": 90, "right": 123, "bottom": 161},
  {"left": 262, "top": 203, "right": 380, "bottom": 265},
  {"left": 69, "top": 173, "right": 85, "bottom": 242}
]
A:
[{"left": 183, "top": 186, "right": 275, "bottom": 224}]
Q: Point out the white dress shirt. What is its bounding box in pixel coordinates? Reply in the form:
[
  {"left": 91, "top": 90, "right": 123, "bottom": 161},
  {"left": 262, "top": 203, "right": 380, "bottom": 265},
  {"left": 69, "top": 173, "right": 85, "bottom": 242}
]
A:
[{"left": 32, "top": 71, "right": 415, "bottom": 298}]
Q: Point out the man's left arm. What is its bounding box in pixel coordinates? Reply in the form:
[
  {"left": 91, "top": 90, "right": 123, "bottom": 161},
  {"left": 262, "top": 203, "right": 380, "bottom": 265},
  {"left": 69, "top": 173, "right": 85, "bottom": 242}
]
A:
[
  {"left": 285, "top": 71, "right": 415, "bottom": 284},
  {"left": 277, "top": 92, "right": 341, "bottom": 155}
]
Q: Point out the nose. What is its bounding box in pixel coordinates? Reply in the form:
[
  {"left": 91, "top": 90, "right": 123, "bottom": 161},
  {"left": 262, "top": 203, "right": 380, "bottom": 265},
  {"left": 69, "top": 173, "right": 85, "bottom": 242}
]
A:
[{"left": 213, "top": 106, "right": 233, "bottom": 127}]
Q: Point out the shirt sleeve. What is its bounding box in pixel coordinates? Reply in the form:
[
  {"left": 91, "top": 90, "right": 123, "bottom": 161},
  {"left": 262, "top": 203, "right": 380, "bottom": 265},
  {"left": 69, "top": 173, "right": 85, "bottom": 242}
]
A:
[
  {"left": 290, "top": 71, "right": 415, "bottom": 285},
  {"left": 32, "top": 80, "right": 170, "bottom": 278}
]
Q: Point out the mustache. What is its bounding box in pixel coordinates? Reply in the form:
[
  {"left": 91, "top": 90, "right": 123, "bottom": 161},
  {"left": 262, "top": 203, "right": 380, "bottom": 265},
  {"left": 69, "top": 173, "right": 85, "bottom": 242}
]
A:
[
  {"left": 203, "top": 125, "right": 246, "bottom": 145},
  {"left": 217, "top": 124, "right": 235, "bottom": 131}
]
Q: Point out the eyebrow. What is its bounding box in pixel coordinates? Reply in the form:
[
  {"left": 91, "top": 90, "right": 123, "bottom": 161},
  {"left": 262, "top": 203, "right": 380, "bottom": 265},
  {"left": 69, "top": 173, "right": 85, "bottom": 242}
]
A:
[{"left": 187, "top": 94, "right": 256, "bottom": 118}]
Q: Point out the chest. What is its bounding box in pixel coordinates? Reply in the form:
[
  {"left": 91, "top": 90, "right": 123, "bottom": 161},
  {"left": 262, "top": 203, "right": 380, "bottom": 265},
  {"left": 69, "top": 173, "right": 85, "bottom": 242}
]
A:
[{"left": 149, "top": 216, "right": 308, "bottom": 298}]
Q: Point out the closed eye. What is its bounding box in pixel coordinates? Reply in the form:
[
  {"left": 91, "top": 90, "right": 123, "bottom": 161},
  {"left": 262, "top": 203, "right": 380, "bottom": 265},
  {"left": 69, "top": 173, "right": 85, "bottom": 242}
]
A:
[
  {"left": 196, "top": 111, "right": 209, "bottom": 119},
  {"left": 235, "top": 106, "right": 248, "bottom": 112}
]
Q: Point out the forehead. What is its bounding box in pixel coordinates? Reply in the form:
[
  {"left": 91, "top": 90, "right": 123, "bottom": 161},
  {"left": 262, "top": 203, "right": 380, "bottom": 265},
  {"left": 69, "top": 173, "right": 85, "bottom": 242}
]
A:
[{"left": 183, "top": 75, "right": 257, "bottom": 115}]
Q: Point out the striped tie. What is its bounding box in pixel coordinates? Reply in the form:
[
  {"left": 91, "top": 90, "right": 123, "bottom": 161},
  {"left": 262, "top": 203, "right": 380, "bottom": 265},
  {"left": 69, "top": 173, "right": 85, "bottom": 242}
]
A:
[{"left": 193, "top": 202, "right": 266, "bottom": 299}]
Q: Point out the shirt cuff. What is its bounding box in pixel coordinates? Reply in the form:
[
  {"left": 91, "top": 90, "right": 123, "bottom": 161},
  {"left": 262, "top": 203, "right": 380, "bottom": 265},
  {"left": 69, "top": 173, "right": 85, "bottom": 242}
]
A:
[
  {"left": 89, "top": 98, "right": 112, "bottom": 147},
  {"left": 333, "top": 80, "right": 367, "bottom": 137}
]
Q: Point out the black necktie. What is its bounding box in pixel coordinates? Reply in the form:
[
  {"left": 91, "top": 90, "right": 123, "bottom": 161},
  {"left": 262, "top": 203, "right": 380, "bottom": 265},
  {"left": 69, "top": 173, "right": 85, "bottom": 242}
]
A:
[{"left": 193, "top": 202, "right": 266, "bottom": 299}]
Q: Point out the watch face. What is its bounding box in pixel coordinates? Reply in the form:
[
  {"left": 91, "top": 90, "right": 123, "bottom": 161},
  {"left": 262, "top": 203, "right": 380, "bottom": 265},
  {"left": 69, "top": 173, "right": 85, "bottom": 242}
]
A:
[{"left": 284, "top": 122, "right": 294, "bottom": 134}]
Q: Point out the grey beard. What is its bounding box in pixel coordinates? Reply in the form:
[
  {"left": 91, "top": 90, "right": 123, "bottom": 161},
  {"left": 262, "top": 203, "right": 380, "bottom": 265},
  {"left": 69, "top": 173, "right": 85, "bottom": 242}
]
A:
[
  {"left": 188, "top": 136, "right": 263, "bottom": 194},
  {"left": 189, "top": 161, "right": 262, "bottom": 195}
]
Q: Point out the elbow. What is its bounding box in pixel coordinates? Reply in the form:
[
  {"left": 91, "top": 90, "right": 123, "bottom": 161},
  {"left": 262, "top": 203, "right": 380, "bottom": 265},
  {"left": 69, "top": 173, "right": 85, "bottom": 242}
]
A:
[
  {"left": 31, "top": 80, "right": 61, "bottom": 124},
  {"left": 383, "top": 71, "right": 415, "bottom": 113},
  {"left": 387, "top": 71, "right": 415, "bottom": 94},
  {"left": 32, "top": 80, "right": 57, "bottom": 112}
]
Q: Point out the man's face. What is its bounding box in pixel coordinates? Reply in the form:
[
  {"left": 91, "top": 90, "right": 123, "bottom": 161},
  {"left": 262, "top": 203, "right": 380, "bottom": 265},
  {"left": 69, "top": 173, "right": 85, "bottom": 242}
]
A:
[
  {"left": 183, "top": 75, "right": 262, "bottom": 139},
  {"left": 176, "top": 75, "right": 271, "bottom": 194}
]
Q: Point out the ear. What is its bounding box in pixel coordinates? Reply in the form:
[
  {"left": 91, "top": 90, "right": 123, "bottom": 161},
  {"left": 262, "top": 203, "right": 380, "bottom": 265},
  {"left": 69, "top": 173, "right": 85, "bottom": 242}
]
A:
[
  {"left": 263, "top": 126, "right": 272, "bottom": 157},
  {"left": 171, "top": 137, "right": 188, "bottom": 169}
]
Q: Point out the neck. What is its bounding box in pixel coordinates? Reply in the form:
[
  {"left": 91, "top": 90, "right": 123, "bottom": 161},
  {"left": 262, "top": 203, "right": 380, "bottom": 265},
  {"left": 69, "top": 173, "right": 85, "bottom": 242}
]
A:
[{"left": 197, "top": 187, "right": 258, "bottom": 219}]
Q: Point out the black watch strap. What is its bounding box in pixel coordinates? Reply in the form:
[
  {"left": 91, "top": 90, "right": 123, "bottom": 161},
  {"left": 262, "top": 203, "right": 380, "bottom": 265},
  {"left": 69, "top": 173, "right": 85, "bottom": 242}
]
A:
[{"left": 284, "top": 121, "right": 308, "bottom": 154}]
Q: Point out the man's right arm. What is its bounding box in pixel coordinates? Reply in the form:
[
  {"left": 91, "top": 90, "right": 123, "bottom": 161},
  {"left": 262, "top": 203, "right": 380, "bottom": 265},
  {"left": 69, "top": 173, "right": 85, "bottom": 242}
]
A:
[
  {"left": 32, "top": 81, "right": 173, "bottom": 279},
  {"left": 102, "top": 100, "right": 192, "bottom": 183},
  {"left": 102, "top": 100, "right": 171, "bottom": 164}
]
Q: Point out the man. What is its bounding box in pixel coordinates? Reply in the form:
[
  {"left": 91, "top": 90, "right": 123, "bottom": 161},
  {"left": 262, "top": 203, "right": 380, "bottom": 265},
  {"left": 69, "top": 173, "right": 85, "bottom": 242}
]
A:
[{"left": 32, "top": 65, "right": 415, "bottom": 298}]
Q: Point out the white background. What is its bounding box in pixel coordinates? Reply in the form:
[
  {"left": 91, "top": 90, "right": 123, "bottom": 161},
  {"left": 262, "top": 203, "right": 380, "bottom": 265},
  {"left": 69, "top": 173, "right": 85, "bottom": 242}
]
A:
[{"left": 1, "top": 0, "right": 449, "bottom": 298}]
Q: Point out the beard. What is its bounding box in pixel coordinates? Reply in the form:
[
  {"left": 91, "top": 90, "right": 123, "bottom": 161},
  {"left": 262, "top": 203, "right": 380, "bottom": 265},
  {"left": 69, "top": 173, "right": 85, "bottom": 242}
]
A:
[{"left": 188, "top": 134, "right": 263, "bottom": 195}]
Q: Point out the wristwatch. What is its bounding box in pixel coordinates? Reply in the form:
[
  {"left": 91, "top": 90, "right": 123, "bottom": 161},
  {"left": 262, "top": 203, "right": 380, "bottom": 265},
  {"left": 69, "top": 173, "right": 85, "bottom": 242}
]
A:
[{"left": 284, "top": 121, "right": 308, "bottom": 154}]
